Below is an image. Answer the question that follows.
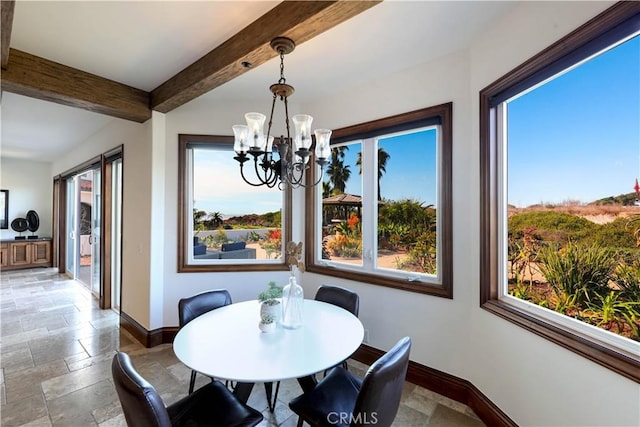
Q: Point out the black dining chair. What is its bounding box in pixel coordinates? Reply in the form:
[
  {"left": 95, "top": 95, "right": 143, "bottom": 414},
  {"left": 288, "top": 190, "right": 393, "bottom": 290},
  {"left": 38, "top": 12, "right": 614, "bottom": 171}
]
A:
[
  {"left": 315, "top": 285, "right": 359, "bottom": 318},
  {"left": 112, "top": 352, "right": 263, "bottom": 427},
  {"left": 178, "top": 289, "right": 232, "bottom": 394},
  {"left": 315, "top": 285, "right": 360, "bottom": 373},
  {"left": 289, "top": 336, "right": 411, "bottom": 427}
]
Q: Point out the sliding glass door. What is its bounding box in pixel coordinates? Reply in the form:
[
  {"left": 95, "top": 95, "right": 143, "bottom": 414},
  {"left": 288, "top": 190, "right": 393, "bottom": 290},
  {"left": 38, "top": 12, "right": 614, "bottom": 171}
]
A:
[
  {"left": 58, "top": 148, "right": 122, "bottom": 309},
  {"left": 65, "top": 168, "right": 101, "bottom": 296},
  {"left": 65, "top": 178, "right": 77, "bottom": 277},
  {"left": 90, "top": 169, "right": 101, "bottom": 295},
  {"left": 109, "top": 158, "right": 123, "bottom": 312}
]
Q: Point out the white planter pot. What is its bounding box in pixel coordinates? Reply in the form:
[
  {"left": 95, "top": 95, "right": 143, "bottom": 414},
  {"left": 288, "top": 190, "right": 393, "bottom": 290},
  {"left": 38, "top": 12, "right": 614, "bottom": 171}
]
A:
[
  {"left": 258, "top": 321, "right": 276, "bottom": 333},
  {"left": 260, "top": 301, "right": 282, "bottom": 323}
]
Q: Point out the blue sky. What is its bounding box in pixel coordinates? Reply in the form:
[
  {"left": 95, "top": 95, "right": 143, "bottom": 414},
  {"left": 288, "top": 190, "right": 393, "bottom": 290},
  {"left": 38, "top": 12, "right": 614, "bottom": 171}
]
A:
[
  {"left": 337, "top": 129, "right": 438, "bottom": 205},
  {"left": 193, "top": 150, "right": 283, "bottom": 216},
  {"left": 507, "top": 35, "right": 639, "bottom": 207}
]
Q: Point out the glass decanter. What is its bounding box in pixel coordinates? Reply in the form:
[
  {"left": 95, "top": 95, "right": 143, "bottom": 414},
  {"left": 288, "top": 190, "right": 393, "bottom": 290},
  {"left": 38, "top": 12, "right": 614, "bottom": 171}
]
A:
[{"left": 281, "top": 275, "right": 304, "bottom": 329}]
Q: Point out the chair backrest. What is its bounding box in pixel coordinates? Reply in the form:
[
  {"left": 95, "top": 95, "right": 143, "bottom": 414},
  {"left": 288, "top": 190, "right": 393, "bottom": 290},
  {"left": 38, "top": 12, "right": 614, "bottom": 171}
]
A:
[
  {"left": 112, "top": 352, "right": 171, "bottom": 427},
  {"left": 315, "top": 285, "right": 359, "bottom": 317},
  {"left": 178, "top": 289, "right": 232, "bottom": 328},
  {"left": 352, "top": 337, "right": 411, "bottom": 427}
]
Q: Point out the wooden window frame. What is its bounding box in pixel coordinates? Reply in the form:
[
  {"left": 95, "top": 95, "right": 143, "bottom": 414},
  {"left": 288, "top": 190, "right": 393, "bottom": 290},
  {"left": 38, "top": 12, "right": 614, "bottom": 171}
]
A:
[
  {"left": 305, "top": 103, "right": 453, "bottom": 298},
  {"left": 177, "top": 134, "right": 291, "bottom": 273},
  {"left": 479, "top": 2, "right": 640, "bottom": 383}
]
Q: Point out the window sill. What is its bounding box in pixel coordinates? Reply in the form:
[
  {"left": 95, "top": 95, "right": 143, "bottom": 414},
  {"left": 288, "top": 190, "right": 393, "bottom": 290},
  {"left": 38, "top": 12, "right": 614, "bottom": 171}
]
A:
[{"left": 306, "top": 264, "right": 452, "bottom": 298}]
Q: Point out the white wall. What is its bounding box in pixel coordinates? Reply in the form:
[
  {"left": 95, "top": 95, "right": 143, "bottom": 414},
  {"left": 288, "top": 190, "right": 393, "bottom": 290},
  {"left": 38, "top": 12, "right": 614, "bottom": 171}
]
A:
[
  {"left": 50, "top": 118, "right": 155, "bottom": 329},
  {"left": 0, "top": 157, "right": 53, "bottom": 240}
]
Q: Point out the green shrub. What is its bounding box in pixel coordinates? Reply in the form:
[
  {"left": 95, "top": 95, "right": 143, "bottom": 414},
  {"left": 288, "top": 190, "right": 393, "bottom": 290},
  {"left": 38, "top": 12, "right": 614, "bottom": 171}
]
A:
[
  {"left": 613, "top": 260, "right": 640, "bottom": 303},
  {"left": 587, "top": 217, "right": 637, "bottom": 248},
  {"left": 405, "top": 230, "right": 437, "bottom": 274},
  {"left": 583, "top": 291, "right": 640, "bottom": 339},
  {"left": 378, "top": 199, "right": 436, "bottom": 250},
  {"left": 509, "top": 211, "right": 595, "bottom": 237},
  {"left": 537, "top": 242, "right": 615, "bottom": 304}
]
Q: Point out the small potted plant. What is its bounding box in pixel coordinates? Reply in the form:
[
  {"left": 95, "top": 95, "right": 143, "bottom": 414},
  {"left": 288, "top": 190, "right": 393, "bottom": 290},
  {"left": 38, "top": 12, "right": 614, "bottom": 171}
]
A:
[
  {"left": 258, "top": 313, "right": 276, "bottom": 333},
  {"left": 258, "top": 281, "right": 283, "bottom": 323}
]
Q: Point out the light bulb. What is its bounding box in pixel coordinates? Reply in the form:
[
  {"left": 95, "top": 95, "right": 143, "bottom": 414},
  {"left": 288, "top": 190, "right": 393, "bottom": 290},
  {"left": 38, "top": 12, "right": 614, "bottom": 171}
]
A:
[
  {"left": 232, "top": 125, "right": 249, "bottom": 154},
  {"left": 292, "top": 114, "right": 313, "bottom": 151},
  {"left": 245, "top": 112, "right": 266, "bottom": 150},
  {"left": 314, "top": 129, "right": 332, "bottom": 160}
]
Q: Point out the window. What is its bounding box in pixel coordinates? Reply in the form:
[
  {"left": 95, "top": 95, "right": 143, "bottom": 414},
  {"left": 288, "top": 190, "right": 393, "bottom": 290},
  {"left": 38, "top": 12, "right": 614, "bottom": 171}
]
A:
[
  {"left": 306, "top": 104, "right": 452, "bottom": 297},
  {"left": 480, "top": 3, "right": 640, "bottom": 382},
  {"left": 178, "top": 135, "right": 291, "bottom": 272}
]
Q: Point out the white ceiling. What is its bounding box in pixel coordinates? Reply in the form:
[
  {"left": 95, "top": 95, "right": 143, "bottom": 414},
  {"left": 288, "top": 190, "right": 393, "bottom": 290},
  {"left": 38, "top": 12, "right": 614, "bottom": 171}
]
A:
[{"left": 0, "top": 1, "right": 516, "bottom": 162}]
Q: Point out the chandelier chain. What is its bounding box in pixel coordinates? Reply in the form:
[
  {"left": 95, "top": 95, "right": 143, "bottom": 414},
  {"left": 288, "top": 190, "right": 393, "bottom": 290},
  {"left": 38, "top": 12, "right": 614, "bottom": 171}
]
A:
[
  {"left": 284, "top": 94, "right": 291, "bottom": 147},
  {"left": 279, "top": 51, "right": 286, "bottom": 84},
  {"left": 266, "top": 91, "right": 278, "bottom": 142}
]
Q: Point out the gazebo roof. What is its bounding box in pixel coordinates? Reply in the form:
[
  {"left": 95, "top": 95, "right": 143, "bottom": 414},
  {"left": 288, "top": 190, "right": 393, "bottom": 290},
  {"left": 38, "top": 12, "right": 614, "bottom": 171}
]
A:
[{"left": 322, "top": 193, "right": 363, "bottom": 206}]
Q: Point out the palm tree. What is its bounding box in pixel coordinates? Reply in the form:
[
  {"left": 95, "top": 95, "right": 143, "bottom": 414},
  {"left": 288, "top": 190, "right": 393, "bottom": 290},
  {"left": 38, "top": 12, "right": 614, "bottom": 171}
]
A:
[
  {"left": 327, "top": 146, "right": 351, "bottom": 194},
  {"left": 322, "top": 181, "right": 333, "bottom": 199},
  {"left": 356, "top": 148, "right": 390, "bottom": 200},
  {"left": 193, "top": 209, "right": 207, "bottom": 231},
  {"left": 327, "top": 160, "right": 351, "bottom": 194},
  {"left": 209, "top": 211, "right": 224, "bottom": 229}
]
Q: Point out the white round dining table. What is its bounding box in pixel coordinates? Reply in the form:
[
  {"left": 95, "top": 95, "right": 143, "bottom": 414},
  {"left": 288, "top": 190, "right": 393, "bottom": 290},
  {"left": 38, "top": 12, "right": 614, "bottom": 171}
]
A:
[{"left": 173, "top": 299, "right": 364, "bottom": 393}]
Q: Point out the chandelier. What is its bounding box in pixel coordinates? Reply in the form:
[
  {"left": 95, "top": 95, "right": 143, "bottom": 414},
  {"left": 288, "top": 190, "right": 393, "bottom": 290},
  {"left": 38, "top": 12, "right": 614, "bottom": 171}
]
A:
[{"left": 232, "top": 37, "right": 331, "bottom": 189}]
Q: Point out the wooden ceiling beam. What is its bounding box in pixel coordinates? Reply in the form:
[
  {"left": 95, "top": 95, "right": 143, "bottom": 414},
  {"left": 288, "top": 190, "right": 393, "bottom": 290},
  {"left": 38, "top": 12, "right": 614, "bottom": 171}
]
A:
[
  {"left": 1, "top": 1, "right": 378, "bottom": 121},
  {"left": 151, "top": 0, "right": 380, "bottom": 113},
  {"left": 1, "top": 49, "right": 151, "bottom": 122},
  {"left": 1, "top": 0, "right": 15, "bottom": 69}
]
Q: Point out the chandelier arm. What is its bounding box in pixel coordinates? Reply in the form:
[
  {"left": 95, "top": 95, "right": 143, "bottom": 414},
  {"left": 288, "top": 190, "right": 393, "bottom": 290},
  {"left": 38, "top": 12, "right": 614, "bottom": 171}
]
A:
[
  {"left": 286, "top": 164, "right": 326, "bottom": 189},
  {"left": 289, "top": 163, "right": 305, "bottom": 186},
  {"left": 253, "top": 155, "right": 274, "bottom": 186},
  {"left": 266, "top": 157, "right": 283, "bottom": 188},
  {"left": 281, "top": 162, "right": 303, "bottom": 187},
  {"left": 239, "top": 163, "right": 271, "bottom": 187},
  {"left": 263, "top": 160, "right": 279, "bottom": 187}
]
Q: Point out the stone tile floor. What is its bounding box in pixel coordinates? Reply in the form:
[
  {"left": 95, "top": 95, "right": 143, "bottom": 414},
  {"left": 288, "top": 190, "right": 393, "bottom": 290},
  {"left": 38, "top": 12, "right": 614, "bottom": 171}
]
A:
[{"left": 0, "top": 268, "right": 485, "bottom": 427}]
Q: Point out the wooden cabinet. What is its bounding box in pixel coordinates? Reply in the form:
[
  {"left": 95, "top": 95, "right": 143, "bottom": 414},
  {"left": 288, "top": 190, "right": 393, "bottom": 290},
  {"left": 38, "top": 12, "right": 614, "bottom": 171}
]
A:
[{"left": 1, "top": 239, "right": 52, "bottom": 270}]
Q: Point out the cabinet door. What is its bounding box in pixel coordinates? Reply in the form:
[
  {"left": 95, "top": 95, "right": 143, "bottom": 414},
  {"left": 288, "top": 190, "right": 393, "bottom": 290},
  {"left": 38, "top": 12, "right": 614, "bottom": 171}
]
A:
[
  {"left": 31, "top": 241, "right": 51, "bottom": 265},
  {"left": 0, "top": 244, "right": 7, "bottom": 267},
  {"left": 10, "top": 242, "right": 31, "bottom": 266}
]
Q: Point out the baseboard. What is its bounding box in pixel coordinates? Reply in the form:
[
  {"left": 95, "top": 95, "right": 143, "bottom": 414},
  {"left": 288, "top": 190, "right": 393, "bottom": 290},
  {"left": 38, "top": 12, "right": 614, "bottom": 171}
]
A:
[
  {"left": 352, "top": 344, "right": 517, "bottom": 427},
  {"left": 119, "top": 311, "right": 177, "bottom": 348},
  {"left": 123, "top": 321, "right": 515, "bottom": 427}
]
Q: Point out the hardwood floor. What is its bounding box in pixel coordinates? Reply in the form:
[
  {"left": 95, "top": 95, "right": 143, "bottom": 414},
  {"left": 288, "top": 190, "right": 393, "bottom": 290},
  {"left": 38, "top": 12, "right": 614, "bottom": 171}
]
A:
[{"left": 0, "top": 268, "right": 484, "bottom": 426}]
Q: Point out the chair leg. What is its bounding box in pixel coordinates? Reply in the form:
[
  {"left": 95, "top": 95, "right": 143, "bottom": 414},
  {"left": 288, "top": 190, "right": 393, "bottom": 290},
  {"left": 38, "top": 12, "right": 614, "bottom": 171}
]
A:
[
  {"left": 188, "top": 370, "right": 197, "bottom": 394},
  {"left": 297, "top": 417, "right": 304, "bottom": 427}
]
